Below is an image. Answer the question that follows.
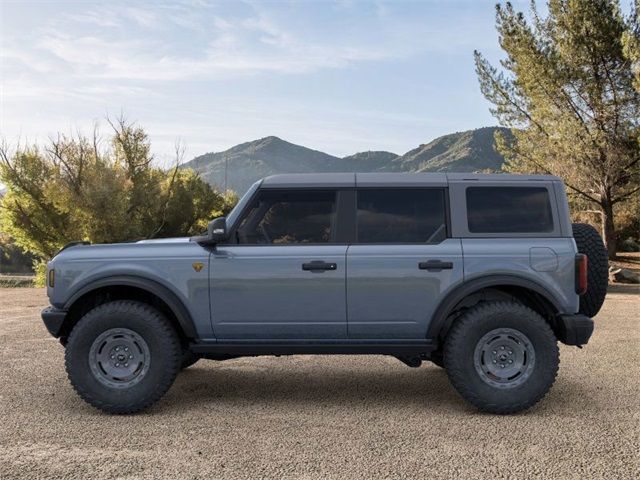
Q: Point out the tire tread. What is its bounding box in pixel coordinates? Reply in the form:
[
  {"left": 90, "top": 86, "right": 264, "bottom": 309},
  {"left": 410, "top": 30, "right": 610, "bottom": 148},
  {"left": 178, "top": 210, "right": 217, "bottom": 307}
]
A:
[
  {"left": 572, "top": 222, "right": 608, "bottom": 317},
  {"left": 65, "top": 300, "right": 182, "bottom": 414},
  {"left": 444, "top": 301, "right": 559, "bottom": 414}
]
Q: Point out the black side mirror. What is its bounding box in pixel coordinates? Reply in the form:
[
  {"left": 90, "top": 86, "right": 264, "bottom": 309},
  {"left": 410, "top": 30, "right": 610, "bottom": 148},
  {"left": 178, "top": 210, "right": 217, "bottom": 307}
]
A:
[
  {"left": 191, "top": 217, "right": 228, "bottom": 245},
  {"left": 207, "top": 217, "right": 228, "bottom": 243}
]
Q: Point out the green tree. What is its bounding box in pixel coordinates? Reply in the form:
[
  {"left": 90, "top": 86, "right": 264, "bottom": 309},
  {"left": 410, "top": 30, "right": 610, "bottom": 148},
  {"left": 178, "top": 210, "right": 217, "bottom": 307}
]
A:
[
  {"left": 623, "top": 1, "right": 640, "bottom": 90},
  {"left": 475, "top": 0, "right": 640, "bottom": 258},
  {"left": 0, "top": 119, "right": 235, "bottom": 276}
]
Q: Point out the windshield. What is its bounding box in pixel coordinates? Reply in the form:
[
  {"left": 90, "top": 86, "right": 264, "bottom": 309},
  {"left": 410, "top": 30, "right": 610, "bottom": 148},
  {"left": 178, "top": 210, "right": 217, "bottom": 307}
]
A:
[{"left": 224, "top": 180, "right": 262, "bottom": 229}]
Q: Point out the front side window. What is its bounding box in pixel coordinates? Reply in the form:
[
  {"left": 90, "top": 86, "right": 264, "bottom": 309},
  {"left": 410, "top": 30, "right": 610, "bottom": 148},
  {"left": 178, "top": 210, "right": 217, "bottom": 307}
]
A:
[
  {"left": 466, "top": 186, "right": 554, "bottom": 233},
  {"left": 236, "top": 190, "right": 337, "bottom": 244},
  {"left": 356, "top": 189, "right": 447, "bottom": 243}
]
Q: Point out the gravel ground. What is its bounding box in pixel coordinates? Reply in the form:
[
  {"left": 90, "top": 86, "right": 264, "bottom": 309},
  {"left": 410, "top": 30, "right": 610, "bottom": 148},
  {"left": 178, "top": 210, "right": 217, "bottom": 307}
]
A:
[{"left": 1, "top": 287, "right": 638, "bottom": 479}]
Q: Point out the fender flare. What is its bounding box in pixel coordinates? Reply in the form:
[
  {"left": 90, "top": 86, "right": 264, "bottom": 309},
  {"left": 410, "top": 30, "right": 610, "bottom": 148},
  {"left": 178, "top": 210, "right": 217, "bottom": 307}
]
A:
[
  {"left": 63, "top": 275, "right": 197, "bottom": 338},
  {"left": 426, "top": 274, "right": 563, "bottom": 339}
]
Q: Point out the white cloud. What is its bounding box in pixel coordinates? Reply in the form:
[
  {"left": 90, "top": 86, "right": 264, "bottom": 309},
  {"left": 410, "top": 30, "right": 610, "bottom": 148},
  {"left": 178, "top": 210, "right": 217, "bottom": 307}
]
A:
[
  {"left": 3, "top": 2, "right": 453, "bottom": 85},
  {"left": 24, "top": 11, "right": 402, "bottom": 81},
  {"left": 1, "top": 1, "right": 499, "bottom": 161}
]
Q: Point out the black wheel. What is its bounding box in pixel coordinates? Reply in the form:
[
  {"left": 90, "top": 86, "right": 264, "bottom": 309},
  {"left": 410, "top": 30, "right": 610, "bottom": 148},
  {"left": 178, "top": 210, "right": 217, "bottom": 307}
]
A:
[
  {"left": 181, "top": 349, "right": 200, "bottom": 370},
  {"left": 443, "top": 301, "right": 559, "bottom": 414},
  {"left": 65, "top": 300, "right": 182, "bottom": 414},
  {"left": 572, "top": 223, "right": 608, "bottom": 317}
]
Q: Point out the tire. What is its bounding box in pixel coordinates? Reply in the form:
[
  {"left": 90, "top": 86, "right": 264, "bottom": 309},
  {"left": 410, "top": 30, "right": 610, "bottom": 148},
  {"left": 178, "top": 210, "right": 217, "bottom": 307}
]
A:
[
  {"left": 443, "top": 301, "right": 559, "bottom": 414},
  {"left": 181, "top": 349, "right": 200, "bottom": 370},
  {"left": 65, "top": 300, "right": 182, "bottom": 414},
  {"left": 572, "top": 223, "right": 608, "bottom": 317}
]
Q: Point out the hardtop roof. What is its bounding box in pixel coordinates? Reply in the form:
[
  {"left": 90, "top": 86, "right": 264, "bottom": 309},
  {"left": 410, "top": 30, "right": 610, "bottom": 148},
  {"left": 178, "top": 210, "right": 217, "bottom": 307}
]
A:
[{"left": 260, "top": 172, "right": 561, "bottom": 188}]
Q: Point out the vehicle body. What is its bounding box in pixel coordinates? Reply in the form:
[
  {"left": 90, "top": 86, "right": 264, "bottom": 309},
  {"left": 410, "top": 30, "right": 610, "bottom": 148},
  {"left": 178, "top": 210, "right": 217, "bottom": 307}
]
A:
[{"left": 42, "top": 173, "right": 606, "bottom": 414}]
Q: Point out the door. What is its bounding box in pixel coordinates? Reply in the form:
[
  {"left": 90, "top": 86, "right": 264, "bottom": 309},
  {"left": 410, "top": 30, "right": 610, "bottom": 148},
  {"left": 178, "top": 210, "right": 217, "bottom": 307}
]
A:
[
  {"left": 346, "top": 188, "right": 463, "bottom": 339},
  {"left": 210, "top": 189, "right": 348, "bottom": 339}
]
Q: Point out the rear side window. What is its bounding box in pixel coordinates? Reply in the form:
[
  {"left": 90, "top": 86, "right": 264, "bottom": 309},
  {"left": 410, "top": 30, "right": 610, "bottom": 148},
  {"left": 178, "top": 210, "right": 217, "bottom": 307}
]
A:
[
  {"left": 466, "top": 187, "right": 554, "bottom": 233},
  {"left": 356, "top": 189, "right": 447, "bottom": 243}
]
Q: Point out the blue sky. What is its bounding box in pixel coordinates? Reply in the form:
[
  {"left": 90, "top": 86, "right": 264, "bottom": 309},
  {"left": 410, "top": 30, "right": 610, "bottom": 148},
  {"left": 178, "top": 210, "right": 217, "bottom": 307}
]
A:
[{"left": 0, "top": 0, "right": 524, "bottom": 164}]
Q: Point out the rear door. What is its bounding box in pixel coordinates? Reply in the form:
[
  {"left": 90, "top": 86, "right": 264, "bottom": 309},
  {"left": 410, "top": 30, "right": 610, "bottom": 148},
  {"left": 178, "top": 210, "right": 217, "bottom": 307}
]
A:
[
  {"left": 346, "top": 187, "right": 463, "bottom": 339},
  {"left": 210, "top": 189, "right": 349, "bottom": 339}
]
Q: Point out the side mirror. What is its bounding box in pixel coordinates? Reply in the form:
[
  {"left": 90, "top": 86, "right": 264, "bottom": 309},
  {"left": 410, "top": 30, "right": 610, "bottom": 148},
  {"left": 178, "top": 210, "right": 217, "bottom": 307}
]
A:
[
  {"left": 207, "top": 217, "right": 228, "bottom": 244},
  {"left": 191, "top": 217, "right": 228, "bottom": 245}
]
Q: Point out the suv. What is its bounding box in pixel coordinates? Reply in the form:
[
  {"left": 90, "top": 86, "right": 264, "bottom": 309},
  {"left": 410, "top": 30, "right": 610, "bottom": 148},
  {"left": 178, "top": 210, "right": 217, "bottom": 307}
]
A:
[{"left": 42, "top": 173, "right": 608, "bottom": 414}]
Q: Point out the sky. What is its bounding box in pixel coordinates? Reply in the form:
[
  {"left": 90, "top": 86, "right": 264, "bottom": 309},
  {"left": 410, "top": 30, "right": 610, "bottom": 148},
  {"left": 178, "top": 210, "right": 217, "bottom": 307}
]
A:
[{"left": 0, "top": 0, "right": 524, "bottom": 165}]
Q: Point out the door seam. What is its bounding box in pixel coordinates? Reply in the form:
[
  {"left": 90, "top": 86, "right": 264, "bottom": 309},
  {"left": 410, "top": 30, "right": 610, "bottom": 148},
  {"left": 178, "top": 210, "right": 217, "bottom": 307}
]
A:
[{"left": 345, "top": 244, "right": 350, "bottom": 338}]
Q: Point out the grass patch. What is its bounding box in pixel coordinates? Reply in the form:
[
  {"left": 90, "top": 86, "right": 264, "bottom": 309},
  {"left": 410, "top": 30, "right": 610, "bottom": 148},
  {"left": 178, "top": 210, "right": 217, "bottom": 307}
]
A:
[{"left": 0, "top": 275, "right": 36, "bottom": 288}]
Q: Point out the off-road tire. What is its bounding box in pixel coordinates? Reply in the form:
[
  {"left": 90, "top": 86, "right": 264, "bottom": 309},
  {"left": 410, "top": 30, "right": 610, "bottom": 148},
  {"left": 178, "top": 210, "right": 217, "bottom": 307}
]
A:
[
  {"left": 444, "top": 301, "right": 559, "bottom": 414},
  {"left": 181, "top": 349, "right": 200, "bottom": 370},
  {"left": 572, "top": 223, "right": 608, "bottom": 317},
  {"left": 65, "top": 300, "right": 182, "bottom": 414}
]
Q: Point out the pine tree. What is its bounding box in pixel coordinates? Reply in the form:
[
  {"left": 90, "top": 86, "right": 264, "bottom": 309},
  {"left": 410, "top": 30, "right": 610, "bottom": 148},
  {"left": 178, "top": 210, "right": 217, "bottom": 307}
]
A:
[{"left": 475, "top": 0, "right": 640, "bottom": 258}]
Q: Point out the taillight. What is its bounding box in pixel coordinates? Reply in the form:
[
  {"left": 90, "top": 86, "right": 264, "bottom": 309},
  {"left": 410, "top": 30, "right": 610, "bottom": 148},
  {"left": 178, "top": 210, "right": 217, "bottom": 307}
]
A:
[{"left": 575, "top": 254, "right": 588, "bottom": 295}]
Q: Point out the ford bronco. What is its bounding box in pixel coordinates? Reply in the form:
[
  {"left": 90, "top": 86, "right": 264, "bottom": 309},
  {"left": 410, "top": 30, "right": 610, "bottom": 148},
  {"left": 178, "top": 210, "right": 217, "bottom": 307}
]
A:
[{"left": 41, "top": 173, "right": 608, "bottom": 414}]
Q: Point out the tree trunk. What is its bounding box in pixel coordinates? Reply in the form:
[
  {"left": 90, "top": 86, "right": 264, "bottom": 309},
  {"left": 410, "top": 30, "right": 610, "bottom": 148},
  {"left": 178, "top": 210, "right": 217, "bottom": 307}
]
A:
[{"left": 600, "top": 198, "right": 616, "bottom": 260}]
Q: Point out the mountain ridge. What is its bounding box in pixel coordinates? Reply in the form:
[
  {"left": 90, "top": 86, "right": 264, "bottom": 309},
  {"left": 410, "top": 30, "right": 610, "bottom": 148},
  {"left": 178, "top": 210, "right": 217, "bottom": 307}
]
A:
[{"left": 182, "top": 126, "right": 511, "bottom": 193}]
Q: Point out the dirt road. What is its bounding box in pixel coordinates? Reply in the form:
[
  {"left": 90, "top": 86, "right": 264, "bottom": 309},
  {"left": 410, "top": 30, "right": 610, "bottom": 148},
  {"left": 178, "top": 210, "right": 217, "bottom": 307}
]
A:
[{"left": 1, "top": 287, "right": 638, "bottom": 479}]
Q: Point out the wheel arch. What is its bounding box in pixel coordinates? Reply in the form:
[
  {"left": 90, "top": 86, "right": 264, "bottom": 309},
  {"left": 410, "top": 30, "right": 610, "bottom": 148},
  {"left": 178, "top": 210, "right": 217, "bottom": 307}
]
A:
[
  {"left": 59, "top": 275, "right": 197, "bottom": 343},
  {"left": 427, "top": 275, "right": 563, "bottom": 341}
]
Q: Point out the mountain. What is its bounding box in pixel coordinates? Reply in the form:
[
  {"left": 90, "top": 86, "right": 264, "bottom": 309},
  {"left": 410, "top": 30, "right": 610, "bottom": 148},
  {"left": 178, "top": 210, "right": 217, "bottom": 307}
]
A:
[
  {"left": 341, "top": 151, "right": 399, "bottom": 171},
  {"left": 182, "top": 127, "right": 509, "bottom": 193},
  {"left": 182, "top": 136, "right": 343, "bottom": 192},
  {"left": 388, "top": 127, "right": 511, "bottom": 173}
]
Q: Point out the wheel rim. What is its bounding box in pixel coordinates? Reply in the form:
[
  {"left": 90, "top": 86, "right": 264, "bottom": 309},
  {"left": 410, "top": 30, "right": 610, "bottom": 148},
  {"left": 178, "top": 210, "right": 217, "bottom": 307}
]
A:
[
  {"left": 89, "top": 328, "right": 151, "bottom": 389},
  {"left": 473, "top": 328, "right": 535, "bottom": 389}
]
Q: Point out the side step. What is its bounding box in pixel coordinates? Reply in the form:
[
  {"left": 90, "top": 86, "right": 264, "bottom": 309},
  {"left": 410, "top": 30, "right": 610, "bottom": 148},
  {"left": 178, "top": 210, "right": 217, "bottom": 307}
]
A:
[{"left": 190, "top": 340, "right": 437, "bottom": 357}]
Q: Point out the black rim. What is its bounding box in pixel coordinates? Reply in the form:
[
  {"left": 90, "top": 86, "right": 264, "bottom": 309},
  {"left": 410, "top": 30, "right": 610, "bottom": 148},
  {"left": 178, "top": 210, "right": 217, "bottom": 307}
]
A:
[
  {"left": 473, "top": 328, "right": 536, "bottom": 389},
  {"left": 88, "top": 328, "right": 151, "bottom": 389}
]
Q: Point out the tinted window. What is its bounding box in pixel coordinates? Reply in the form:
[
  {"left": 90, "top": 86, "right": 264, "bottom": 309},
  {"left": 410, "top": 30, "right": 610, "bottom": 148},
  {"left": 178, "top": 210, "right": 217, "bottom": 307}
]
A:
[
  {"left": 466, "top": 187, "right": 554, "bottom": 233},
  {"left": 237, "top": 190, "right": 336, "bottom": 244},
  {"left": 357, "top": 189, "right": 447, "bottom": 243}
]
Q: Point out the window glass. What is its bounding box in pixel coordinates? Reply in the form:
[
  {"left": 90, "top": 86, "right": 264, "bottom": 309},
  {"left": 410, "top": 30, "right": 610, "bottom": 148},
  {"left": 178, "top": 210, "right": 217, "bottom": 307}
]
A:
[
  {"left": 466, "top": 187, "right": 554, "bottom": 233},
  {"left": 237, "top": 190, "right": 336, "bottom": 244},
  {"left": 356, "top": 189, "right": 447, "bottom": 243}
]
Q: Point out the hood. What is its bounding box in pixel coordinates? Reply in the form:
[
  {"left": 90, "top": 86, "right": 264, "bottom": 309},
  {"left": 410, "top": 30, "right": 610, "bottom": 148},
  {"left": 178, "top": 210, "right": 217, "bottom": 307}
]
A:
[
  {"left": 135, "top": 237, "right": 190, "bottom": 244},
  {"left": 50, "top": 237, "right": 196, "bottom": 264}
]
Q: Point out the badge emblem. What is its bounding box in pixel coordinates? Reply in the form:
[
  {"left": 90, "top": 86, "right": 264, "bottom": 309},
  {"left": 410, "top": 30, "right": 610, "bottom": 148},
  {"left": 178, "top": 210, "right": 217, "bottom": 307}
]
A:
[{"left": 192, "top": 262, "right": 204, "bottom": 272}]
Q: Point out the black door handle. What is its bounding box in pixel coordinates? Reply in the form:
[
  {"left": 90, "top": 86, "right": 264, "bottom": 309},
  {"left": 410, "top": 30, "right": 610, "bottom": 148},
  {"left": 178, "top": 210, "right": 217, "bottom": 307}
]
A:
[
  {"left": 302, "top": 261, "right": 337, "bottom": 272},
  {"left": 419, "top": 260, "right": 453, "bottom": 271}
]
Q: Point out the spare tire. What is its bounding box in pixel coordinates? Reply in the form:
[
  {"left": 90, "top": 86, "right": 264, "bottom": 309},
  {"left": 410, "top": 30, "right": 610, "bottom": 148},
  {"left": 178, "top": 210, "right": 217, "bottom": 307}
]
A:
[{"left": 572, "top": 223, "right": 608, "bottom": 317}]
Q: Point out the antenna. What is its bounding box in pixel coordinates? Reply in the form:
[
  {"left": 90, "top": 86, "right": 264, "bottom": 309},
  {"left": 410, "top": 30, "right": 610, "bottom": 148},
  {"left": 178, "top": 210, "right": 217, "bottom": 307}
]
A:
[{"left": 224, "top": 157, "right": 228, "bottom": 192}]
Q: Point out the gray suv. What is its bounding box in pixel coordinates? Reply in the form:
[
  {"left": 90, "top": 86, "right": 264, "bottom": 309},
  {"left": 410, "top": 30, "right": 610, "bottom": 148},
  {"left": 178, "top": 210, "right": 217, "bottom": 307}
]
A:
[{"left": 41, "top": 173, "right": 608, "bottom": 414}]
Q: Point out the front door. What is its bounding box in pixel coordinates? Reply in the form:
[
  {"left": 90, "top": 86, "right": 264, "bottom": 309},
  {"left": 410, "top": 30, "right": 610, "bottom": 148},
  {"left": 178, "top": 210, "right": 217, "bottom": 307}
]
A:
[
  {"left": 210, "top": 189, "right": 348, "bottom": 339},
  {"left": 346, "top": 188, "right": 464, "bottom": 339}
]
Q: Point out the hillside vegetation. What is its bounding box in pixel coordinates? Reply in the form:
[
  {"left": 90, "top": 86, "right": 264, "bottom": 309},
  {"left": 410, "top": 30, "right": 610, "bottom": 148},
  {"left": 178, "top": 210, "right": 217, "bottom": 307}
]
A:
[{"left": 182, "top": 127, "right": 508, "bottom": 193}]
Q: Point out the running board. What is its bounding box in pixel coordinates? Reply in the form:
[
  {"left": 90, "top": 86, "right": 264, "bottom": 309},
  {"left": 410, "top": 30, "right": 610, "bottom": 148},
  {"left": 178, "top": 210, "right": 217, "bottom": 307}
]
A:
[{"left": 190, "top": 340, "right": 437, "bottom": 356}]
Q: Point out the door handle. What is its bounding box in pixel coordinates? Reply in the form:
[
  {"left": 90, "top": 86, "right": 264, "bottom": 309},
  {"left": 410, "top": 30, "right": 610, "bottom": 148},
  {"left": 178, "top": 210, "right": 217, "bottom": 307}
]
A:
[
  {"left": 302, "top": 261, "right": 337, "bottom": 272},
  {"left": 419, "top": 260, "right": 453, "bottom": 271}
]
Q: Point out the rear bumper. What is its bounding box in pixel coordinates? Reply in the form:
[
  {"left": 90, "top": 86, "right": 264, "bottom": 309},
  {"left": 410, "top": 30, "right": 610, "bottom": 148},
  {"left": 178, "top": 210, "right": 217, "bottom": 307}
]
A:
[
  {"left": 41, "top": 306, "right": 67, "bottom": 337},
  {"left": 556, "top": 314, "right": 594, "bottom": 346}
]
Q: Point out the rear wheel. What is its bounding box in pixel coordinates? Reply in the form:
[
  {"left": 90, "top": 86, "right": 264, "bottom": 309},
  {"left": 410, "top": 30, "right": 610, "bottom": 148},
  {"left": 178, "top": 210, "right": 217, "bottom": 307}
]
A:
[
  {"left": 65, "top": 300, "right": 182, "bottom": 414},
  {"left": 443, "top": 301, "right": 559, "bottom": 414},
  {"left": 572, "top": 223, "right": 608, "bottom": 317}
]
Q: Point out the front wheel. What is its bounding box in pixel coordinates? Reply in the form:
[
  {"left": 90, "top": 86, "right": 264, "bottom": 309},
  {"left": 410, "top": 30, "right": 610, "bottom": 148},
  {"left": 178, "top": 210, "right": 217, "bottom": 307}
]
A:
[
  {"left": 65, "top": 300, "right": 182, "bottom": 414},
  {"left": 443, "top": 301, "right": 559, "bottom": 414}
]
